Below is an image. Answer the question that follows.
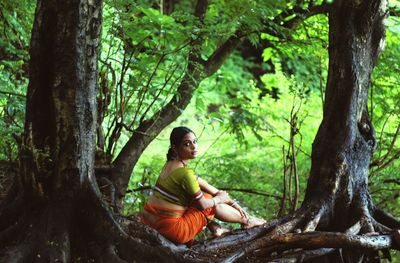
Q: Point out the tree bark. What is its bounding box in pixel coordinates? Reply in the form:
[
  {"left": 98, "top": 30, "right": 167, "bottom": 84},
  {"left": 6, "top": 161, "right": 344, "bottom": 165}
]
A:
[
  {"left": 0, "top": 1, "right": 181, "bottom": 262},
  {"left": 299, "top": 1, "right": 390, "bottom": 261},
  {"left": 215, "top": 1, "right": 399, "bottom": 262},
  {"left": 304, "top": 0, "right": 386, "bottom": 228}
]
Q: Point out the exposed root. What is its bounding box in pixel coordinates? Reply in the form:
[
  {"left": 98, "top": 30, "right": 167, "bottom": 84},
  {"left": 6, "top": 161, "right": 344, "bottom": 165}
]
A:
[
  {"left": 262, "top": 248, "right": 337, "bottom": 263},
  {"left": 243, "top": 231, "right": 393, "bottom": 256},
  {"left": 371, "top": 217, "right": 391, "bottom": 233},
  {"left": 270, "top": 207, "right": 309, "bottom": 236},
  {"left": 0, "top": 211, "right": 28, "bottom": 246},
  {"left": 0, "top": 196, "right": 24, "bottom": 230},
  {"left": 303, "top": 204, "right": 327, "bottom": 232},
  {"left": 346, "top": 221, "right": 362, "bottom": 235},
  {"left": 82, "top": 186, "right": 191, "bottom": 262},
  {"left": 373, "top": 208, "right": 400, "bottom": 229},
  {"left": 88, "top": 242, "right": 128, "bottom": 263},
  {"left": 357, "top": 196, "right": 376, "bottom": 234},
  {"left": 191, "top": 218, "right": 279, "bottom": 253},
  {"left": 221, "top": 208, "right": 310, "bottom": 263},
  {"left": 0, "top": 243, "right": 33, "bottom": 263}
]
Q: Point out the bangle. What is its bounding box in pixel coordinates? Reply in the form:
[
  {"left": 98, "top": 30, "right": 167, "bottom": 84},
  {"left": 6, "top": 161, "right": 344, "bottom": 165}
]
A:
[{"left": 211, "top": 198, "right": 217, "bottom": 207}]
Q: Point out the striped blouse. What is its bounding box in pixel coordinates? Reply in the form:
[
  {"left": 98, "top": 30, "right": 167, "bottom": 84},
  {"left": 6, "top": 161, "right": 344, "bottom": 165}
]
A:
[{"left": 153, "top": 167, "right": 203, "bottom": 206}]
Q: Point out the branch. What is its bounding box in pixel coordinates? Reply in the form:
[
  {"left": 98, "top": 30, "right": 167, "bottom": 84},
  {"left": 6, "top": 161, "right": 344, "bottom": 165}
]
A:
[
  {"left": 228, "top": 232, "right": 397, "bottom": 262},
  {"left": 126, "top": 185, "right": 152, "bottom": 193},
  {"left": 0, "top": 90, "right": 26, "bottom": 98},
  {"left": 192, "top": 218, "right": 282, "bottom": 253},
  {"left": 218, "top": 187, "right": 281, "bottom": 200},
  {"left": 194, "top": 0, "right": 208, "bottom": 22},
  {"left": 278, "top": 4, "right": 331, "bottom": 30},
  {"left": 268, "top": 248, "right": 337, "bottom": 263},
  {"left": 382, "top": 179, "right": 400, "bottom": 185},
  {"left": 389, "top": 6, "right": 400, "bottom": 17},
  {"left": 204, "top": 31, "right": 244, "bottom": 76},
  {"left": 373, "top": 208, "right": 400, "bottom": 229}
]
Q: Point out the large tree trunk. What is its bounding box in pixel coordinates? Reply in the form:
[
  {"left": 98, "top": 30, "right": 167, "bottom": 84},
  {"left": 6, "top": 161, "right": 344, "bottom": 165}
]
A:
[
  {"left": 0, "top": 1, "right": 187, "bottom": 262},
  {"left": 300, "top": 1, "right": 391, "bottom": 261},
  {"left": 304, "top": 0, "right": 385, "bottom": 230},
  {"left": 204, "top": 1, "right": 399, "bottom": 261}
]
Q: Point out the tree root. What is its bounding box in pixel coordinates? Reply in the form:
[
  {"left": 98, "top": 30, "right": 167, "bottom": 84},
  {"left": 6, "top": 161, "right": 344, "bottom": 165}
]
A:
[
  {"left": 263, "top": 248, "right": 337, "bottom": 263},
  {"left": 0, "top": 210, "right": 28, "bottom": 246},
  {"left": 303, "top": 203, "right": 327, "bottom": 232},
  {"left": 246, "top": 232, "right": 393, "bottom": 257},
  {"left": 88, "top": 242, "right": 128, "bottom": 263},
  {"left": 373, "top": 208, "right": 400, "bottom": 229},
  {"left": 0, "top": 195, "right": 24, "bottom": 230},
  {"left": 191, "top": 218, "right": 279, "bottom": 253},
  {"left": 0, "top": 243, "right": 33, "bottom": 263},
  {"left": 220, "top": 207, "right": 310, "bottom": 263}
]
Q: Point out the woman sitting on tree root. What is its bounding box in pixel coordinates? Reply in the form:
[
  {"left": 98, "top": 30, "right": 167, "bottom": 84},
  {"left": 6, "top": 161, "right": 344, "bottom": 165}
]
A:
[{"left": 140, "top": 126, "right": 266, "bottom": 245}]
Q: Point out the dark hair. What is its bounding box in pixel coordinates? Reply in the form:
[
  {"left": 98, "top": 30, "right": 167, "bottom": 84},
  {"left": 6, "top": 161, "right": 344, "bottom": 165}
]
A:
[{"left": 166, "top": 126, "right": 194, "bottom": 161}]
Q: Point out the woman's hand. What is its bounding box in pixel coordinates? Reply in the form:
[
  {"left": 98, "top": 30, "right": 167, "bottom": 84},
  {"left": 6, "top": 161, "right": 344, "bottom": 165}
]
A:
[
  {"left": 215, "top": 190, "right": 233, "bottom": 204},
  {"left": 231, "top": 202, "right": 249, "bottom": 219}
]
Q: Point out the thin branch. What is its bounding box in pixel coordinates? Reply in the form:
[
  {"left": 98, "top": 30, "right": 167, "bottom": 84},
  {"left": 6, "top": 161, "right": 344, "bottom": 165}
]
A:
[
  {"left": 373, "top": 208, "right": 400, "bottom": 229},
  {"left": 194, "top": 0, "right": 208, "bottom": 22},
  {"left": 277, "top": 3, "right": 331, "bottom": 30},
  {"left": 204, "top": 31, "right": 244, "bottom": 76},
  {"left": 218, "top": 187, "right": 281, "bottom": 200},
  {"left": 194, "top": 127, "right": 229, "bottom": 169},
  {"left": 382, "top": 179, "right": 400, "bottom": 185},
  {"left": 125, "top": 185, "right": 152, "bottom": 194},
  {"left": 139, "top": 62, "right": 180, "bottom": 124},
  {"left": 0, "top": 90, "right": 26, "bottom": 98}
]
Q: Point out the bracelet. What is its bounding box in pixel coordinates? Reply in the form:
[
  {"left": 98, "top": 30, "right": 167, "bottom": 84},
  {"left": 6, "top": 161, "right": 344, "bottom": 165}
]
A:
[{"left": 211, "top": 198, "right": 217, "bottom": 207}]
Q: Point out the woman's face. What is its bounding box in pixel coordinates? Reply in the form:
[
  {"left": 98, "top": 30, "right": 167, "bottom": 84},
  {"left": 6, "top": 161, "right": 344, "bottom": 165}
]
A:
[{"left": 177, "top": 132, "right": 198, "bottom": 160}]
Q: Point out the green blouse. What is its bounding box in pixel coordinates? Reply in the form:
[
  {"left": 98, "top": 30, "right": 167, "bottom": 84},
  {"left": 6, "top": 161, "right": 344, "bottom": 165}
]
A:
[{"left": 154, "top": 167, "right": 203, "bottom": 206}]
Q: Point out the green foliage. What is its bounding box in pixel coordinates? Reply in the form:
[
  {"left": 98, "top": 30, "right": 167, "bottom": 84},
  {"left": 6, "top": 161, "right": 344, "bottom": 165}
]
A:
[
  {"left": 0, "top": 0, "right": 34, "bottom": 160},
  {"left": 369, "top": 17, "right": 400, "bottom": 218}
]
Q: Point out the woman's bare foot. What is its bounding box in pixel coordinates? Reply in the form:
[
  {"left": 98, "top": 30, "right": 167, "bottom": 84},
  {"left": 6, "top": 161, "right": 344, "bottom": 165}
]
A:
[
  {"left": 241, "top": 216, "right": 266, "bottom": 229},
  {"left": 212, "top": 226, "right": 231, "bottom": 238},
  {"left": 207, "top": 221, "right": 231, "bottom": 238}
]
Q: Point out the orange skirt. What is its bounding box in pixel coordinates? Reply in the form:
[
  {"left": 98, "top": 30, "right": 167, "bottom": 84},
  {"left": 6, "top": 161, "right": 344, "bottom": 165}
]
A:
[{"left": 141, "top": 197, "right": 215, "bottom": 244}]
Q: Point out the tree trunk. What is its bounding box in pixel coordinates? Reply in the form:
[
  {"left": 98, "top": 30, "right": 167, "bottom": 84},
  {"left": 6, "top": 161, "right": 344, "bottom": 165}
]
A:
[
  {"left": 304, "top": 0, "right": 385, "bottom": 229},
  {"left": 208, "top": 1, "right": 399, "bottom": 262},
  {"left": 300, "top": 0, "right": 390, "bottom": 261},
  {"left": 0, "top": 1, "right": 187, "bottom": 262}
]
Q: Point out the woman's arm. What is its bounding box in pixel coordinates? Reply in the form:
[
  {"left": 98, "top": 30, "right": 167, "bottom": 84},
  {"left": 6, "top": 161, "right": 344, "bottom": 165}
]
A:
[
  {"left": 197, "top": 177, "right": 249, "bottom": 218},
  {"left": 197, "top": 176, "right": 219, "bottom": 196},
  {"left": 193, "top": 191, "right": 232, "bottom": 210}
]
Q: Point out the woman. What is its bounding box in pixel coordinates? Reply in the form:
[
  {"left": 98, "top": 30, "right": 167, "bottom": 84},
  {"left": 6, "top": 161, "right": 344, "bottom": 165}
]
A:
[{"left": 140, "top": 126, "right": 266, "bottom": 244}]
